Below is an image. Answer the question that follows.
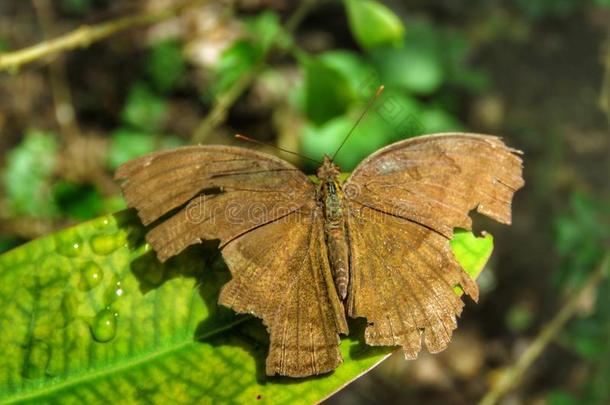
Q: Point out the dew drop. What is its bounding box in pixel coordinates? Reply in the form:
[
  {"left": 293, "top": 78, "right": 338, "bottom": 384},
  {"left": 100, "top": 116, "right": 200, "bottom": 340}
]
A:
[
  {"left": 93, "top": 217, "right": 112, "bottom": 230},
  {"left": 78, "top": 262, "right": 104, "bottom": 291},
  {"left": 102, "top": 276, "right": 126, "bottom": 303},
  {"left": 90, "top": 233, "right": 125, "bottom": 255},
  {"left": 56, "top": 233, "right": 84, "bottom": 257},
  {"left": 90, "top": 308, "right": 118, "bottom": 343},
  {"left": 114, "top": 281, "right": 124, "bottom": 297}
]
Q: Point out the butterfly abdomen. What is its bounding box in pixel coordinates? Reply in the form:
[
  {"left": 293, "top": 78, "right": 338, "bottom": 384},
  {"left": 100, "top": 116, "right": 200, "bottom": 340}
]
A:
[{"left": 321, "top": 179, "right": 349, "bottom": 300}]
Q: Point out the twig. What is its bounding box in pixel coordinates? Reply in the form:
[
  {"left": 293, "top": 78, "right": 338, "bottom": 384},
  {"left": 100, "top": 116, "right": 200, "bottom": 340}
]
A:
[
  {"left": 478, "top": 253, "right": 610, "bottom": 405},
  {"left": 191, "top": 0, "right": 318, "bottom": 143},
  {"left": 600, "top": 37, "right": 610, "bottom": 126},
  {"left": 0, "top": 0, "right": 204, "bottom": 73},
  {"left": 33, "top": 0, "right": 81, "bottom": 143}
]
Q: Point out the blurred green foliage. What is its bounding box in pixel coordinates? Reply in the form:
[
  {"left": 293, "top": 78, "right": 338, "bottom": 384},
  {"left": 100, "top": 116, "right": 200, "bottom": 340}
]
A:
[
  {"left": 214, "top": 11, "right": 283, "bottom": 96},
  {"left": 0, "top": 36, "right": 188, "bottom": 240},
  {"left": 344, "top": 0, "right": 405, "bottom": 50},
  {"left": 109, "top": 42, "right": 187, "bottom": 169},
  {"left": 554, "top": 193, "right": 610, "bottom": 288},
  {"left": 0, "top": 0, "right": 486, "bottom": 234},
  {"left": 107, "top": 128, "right": 183, "bottom": 169},
  {"left": 59, "top": 0, "right": 95, "bottom": 15},
  {"left": 120, "top": 82, "right": 167, "bottom": 132},
  {"left": 53, "top": 180, "right": 103, "bottom": 220},
  {"left": 549, "top": 192, "right": 610, "bottom": 404},
  {"left": 147, "top": 40, "right": 185, "bottom": 93},
  {"left": 3, "top": 130, "right": 59, "bottom": 218},
  {"left": 208, "top": 3, "right": 481, "bottom": 170},
  {"left": 514, "top": 0, "right": 582, "bottom": 20},
  {"left": 296, "top": 12, "right": 480, "bottom": 170}
]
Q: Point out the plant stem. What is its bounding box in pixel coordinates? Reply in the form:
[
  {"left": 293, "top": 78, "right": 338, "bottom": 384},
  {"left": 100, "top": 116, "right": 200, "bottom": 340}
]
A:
[
  {"left": 0, "top": 1, "right": 204, "bottom": 73},
  {"left": 478, "top": 253, "right": 610, "bottom": 405},
  {"left": 191, "top": 0, "right": 318, "bottom": 143},
  {"left": 32, "top": 0, "right": 81, "bottom": 143},
  {"left": 600, "top": 39, "right": 610, "bottom": 126}
]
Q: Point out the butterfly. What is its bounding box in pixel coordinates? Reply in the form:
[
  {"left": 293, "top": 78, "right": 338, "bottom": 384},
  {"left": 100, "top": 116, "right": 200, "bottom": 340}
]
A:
[{"left": 115, "top": 132, "right": 524, "bottom": 377}]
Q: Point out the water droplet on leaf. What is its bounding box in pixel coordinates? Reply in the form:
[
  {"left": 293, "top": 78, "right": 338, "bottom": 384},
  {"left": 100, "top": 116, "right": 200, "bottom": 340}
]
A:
[
  {"left": 90, "top": 308, "right": 118, "bottom": 343},
  {"left": 56, "top": 233, "right": 84, "bottom": 257},
  {"left": 114, "top": 281, "right": 124, "bottom": 297},
  {"left": 90, "top": 233, "right": 125, "bottom": 255},
  {"left": 78, "top": 262, "right": 104, "bottom": 291}
]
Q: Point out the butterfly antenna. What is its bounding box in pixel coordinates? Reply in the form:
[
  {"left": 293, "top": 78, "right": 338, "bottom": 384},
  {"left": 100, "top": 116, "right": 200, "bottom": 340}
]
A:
[
  {"left": 235, "top": 134, "right": 322, "bottom": 165},
  {"left": 331, "top": 84, "right": 385, "bottom": 161}
]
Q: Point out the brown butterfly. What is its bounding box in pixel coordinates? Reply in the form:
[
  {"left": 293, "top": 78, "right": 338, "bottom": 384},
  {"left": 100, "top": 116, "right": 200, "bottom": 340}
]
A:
[{"left": 115, "top": 132, "right": 524, "bottom": 377}]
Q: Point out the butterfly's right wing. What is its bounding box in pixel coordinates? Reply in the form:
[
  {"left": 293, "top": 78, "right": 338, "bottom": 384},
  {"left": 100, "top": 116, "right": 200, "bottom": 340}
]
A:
[
  {"left": 219, "top": 203, "right": 348, "bottom": 377},
  {"left": 343, "top": 133, "right": 524, "bottom": 359},
  {"left": 115, "top": 145, "right": 314, "bottom": 262}
]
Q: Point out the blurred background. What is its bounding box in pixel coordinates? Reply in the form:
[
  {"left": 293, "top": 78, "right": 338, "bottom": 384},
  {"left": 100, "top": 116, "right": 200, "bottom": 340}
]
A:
[{"left": 0, "top": 0, "right": 609, "bottom": 403}]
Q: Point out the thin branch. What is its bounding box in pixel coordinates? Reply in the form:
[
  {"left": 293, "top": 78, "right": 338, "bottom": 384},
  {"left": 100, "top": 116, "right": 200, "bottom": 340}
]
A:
[
  {"left": 478, "top": 253, "right": 610, "bottom": 405},
  {"left": 0, "top": 0, "right": 205, "bottom": 73},
  {"left": 600, "top": 36, "right": 610, "bottom": 126},
  {"left": 191, "top": 0, "right": 318, "bottom": 143},
  {"left": 33, "top": 0, "right": 81, "bottom": 143}
]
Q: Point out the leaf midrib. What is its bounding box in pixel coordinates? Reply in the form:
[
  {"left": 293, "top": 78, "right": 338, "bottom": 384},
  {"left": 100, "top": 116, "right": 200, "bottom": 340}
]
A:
[{"left": 0, "top": 318, "right": 247, "bottom": 405}]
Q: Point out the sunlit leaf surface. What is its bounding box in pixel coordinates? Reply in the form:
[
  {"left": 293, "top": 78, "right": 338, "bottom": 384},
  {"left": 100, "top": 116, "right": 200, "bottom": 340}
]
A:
[{"left": 0, "top": 211, "right": 492, "bottom": 404}]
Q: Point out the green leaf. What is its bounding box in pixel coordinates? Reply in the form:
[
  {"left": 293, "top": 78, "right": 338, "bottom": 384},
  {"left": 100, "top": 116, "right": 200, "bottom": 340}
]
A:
[
  {"left": 214, "top": 40, "right": 261, "bottom": 96},
  {"left": 213, "top": 11, "right": 283, "bottom": 97},
  {"left": 107, "top": 129, "right": 156, "bottom": 170},
  {"left": 371, "top": 45, "right": 443, "bottom": 94},
  {"left": 2, "top": 129, "right": 59, "bottom": 218},
  {"left": 244, "top": 10, "right": 283, "bottom": 53},
  {"left": 317, "top": 51, "right": 376, "bottom": 98},
  {"left": 300, "top": 89, "right": 423, "bottom": 170},
  {"left": 374, "top": 89, "right": 423, "bottom": 141},
  {"left": 0, "top": 211, "right": 492, "bottom": 403},
  {"left": 0, "top": 237, "right": 24, "bottom": 255},
  {"left": 303, "top": 59, "right": 355, "bottom": 125},
  {"left": 120, "top": 82, "right": 167, "bottom": 132},
  {"left": 146, "top": 40, "right": 185, "bottom": 93},
  {"left": 418, "top": 107, "right": 464, "bottom": 133},
  {"left": 547, "top": 390, "right": 580, "bottom": 405},
  {"left": 300, "top": 111, "right": 392, "bottom": 171},
  {"left": 53, "top": 181, "right": 104, "bottom": 220},
  {"left": 106, "top": 128, "right": 184, "bottom": 170},
  {"left": 344, "top": 0, "right": 405, "bottom": 50},
  {"left": 450, "top": 229, "right": 494, "bottom": 295}
]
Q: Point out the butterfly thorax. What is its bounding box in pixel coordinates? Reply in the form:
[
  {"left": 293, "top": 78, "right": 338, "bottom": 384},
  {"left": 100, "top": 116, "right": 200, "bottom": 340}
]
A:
[{"left": 317, "top": 156, "right": 349, "bottom": 300}]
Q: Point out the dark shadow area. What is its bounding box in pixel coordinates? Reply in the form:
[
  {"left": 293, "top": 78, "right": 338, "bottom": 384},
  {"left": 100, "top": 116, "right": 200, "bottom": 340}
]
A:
[{"left": 347, "top": 317, "right": 395, "bottom": 361}]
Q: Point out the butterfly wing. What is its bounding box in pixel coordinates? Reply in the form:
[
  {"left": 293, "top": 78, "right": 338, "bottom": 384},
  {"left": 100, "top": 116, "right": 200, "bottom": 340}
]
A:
[
  {"left": 115, "top": 145, "right": 314, "bottom": 261},
  {"left": 343, "top": 133, "right": 524, "bottom": 358},
  {"left": 116, "top": 146, "right": 347, "bottom": 377},
  {"left": 219, "top": 203, "right": 348, "bottom": 377}
]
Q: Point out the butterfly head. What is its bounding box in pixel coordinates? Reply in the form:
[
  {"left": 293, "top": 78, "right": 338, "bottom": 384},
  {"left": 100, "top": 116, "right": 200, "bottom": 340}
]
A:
[{"left": 316, "top": 155, "right": 341, "bottom": 181}]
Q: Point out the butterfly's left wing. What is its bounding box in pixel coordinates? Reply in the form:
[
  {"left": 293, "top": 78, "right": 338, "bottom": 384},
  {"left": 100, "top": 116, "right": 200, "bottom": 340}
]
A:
[
  {"left": 343, "top": 133, "right": 524, "bottom": 359},
  {"left": 219, "top": 203, "right": 349, "bottom": 377}
]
